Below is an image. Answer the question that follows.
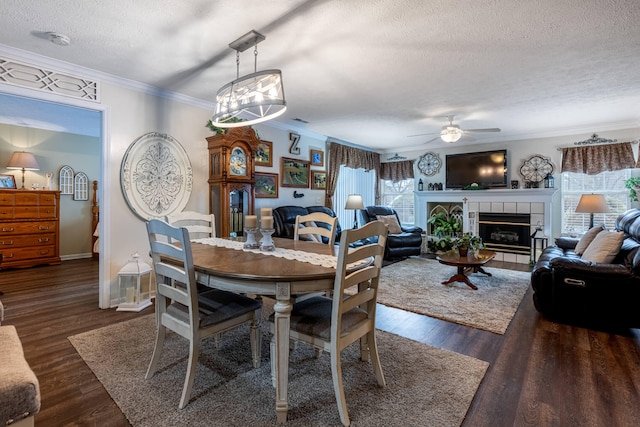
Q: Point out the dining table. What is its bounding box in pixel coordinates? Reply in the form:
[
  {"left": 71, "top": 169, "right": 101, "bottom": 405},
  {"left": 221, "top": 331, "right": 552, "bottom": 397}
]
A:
[{"left": 188, "top": 237, "right": 340, "bottom": 423}]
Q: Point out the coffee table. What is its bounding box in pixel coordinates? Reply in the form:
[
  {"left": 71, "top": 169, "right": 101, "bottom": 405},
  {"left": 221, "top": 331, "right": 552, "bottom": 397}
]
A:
[{"left": 436, "top": 249, "right": 497, "bottom": 290}]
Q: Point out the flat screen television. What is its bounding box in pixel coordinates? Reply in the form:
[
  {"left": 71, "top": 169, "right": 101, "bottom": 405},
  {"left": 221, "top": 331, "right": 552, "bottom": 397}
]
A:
[{"left": 445, "top": 149, "right": 507, "bottom": 189}]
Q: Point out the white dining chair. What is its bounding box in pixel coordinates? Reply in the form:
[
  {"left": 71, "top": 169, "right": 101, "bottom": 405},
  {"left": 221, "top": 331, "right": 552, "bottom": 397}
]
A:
[
  {"left": 293, "top": 211, "right": 338, "bottom": 246},
  {"left": 145, "top": 219, "right": 261, "bottom": 409},
  {"left": 269, "top": 220, "right": 388, "bottom": 426},
  {"left": 165, "top": 210, "right": 216, "bottom": 240}
]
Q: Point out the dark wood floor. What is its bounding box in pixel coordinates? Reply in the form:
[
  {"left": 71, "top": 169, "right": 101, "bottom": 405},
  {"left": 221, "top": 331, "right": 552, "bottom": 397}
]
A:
[{"left": 1, "top": 258, "right": 639, "bottom": 426}]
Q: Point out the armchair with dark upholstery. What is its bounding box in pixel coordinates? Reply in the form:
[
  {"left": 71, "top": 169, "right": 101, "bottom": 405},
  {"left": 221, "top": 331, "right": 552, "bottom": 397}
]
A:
[
  {"left": 531, "top": 208, "right": 640, "bottom": 327},
  {"left": 273, "top": 205, "right": 343, "bottom": 244},
  {"left": 361, "top": 205, "right": 423, "bottom": 259}
]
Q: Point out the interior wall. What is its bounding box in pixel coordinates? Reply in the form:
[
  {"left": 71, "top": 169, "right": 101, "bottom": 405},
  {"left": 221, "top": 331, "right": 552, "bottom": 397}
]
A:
[{"left": 0, "top": 123, "right": 100, "bottom": 257}]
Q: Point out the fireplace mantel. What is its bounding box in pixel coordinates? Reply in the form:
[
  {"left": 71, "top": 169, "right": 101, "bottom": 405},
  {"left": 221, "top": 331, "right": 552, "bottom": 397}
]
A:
[{"left": 415, "top": 188, "right": 559, "bottom": 262}]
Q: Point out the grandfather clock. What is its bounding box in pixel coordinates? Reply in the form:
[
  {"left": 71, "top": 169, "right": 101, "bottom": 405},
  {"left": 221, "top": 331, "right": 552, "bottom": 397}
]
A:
[{"left": 207, "top": 127, "right": 260, "bottom": 237}]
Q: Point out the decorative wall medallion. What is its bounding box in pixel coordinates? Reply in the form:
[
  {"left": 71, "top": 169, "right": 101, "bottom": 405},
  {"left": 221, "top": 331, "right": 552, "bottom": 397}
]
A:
[
  {"left": 417, "top": 152, "right": 442, "bottom": 176},
  {"left": 120, "top": 132, "right": 192, "bottom": 220},
  {"left": 519, "top": 155, "right": 553, "bottom": 183}
]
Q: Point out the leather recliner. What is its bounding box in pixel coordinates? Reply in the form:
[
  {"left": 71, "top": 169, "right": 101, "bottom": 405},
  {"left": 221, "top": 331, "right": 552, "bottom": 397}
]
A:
[
  {"left": 273, "top": 205, "right": 342, "bottom": 244},
  {"left": 531, "top": 208, "right": 640, "bottom": 327},
  {"left": 361, "top": 206, "right": 423, "bottom": 259}
]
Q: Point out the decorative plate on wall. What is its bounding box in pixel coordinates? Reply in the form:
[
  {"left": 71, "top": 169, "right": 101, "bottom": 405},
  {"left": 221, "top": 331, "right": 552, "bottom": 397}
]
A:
[
  {"left": 417, "top": 152, "right": 442, "bottom": 176},
  {"left": 519, "top": 155, "right": 553, "bottom": 183},
  {"left": 120, "top": 132, "right": 193, "bottom": 221}
]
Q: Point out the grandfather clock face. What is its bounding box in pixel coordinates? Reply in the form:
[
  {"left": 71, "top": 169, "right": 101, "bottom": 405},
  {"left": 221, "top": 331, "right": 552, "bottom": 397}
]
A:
[{"left": 229, "top": 147, "right": 247, "bottom": 176}]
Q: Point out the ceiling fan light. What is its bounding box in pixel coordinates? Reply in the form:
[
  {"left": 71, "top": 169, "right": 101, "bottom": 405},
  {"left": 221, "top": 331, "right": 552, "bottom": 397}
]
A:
[{"left": 440, "top": 126, "right": 463, "bottom": 143}]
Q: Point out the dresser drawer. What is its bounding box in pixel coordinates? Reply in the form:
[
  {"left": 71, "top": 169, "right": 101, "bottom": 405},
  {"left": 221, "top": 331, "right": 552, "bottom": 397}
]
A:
[
  {"left": 0, "top": 193, "right": 14, "bottom": 206},
  {"left": 14, "top": 193, "right": 39, "bottom": 205},
  {"left": 0, "top": 233, "right": 56, "bottom": 248},
  {"left": 0, "top": 221, "right": 57, "bottom": 234},
  {"left": 0, "top": 245, "right": 57, "bottom": 262},
  {"left": 13, "top": 206, "right": 39, "bottom": 219},
  {"left": 0, "top": 207, "right": 14, "bottom": 219}
]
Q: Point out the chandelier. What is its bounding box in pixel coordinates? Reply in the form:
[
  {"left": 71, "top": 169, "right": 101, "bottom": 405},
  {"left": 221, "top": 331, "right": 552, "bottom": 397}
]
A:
[{"left": 211, "top": 30, "right": 287, "bottom": 128}]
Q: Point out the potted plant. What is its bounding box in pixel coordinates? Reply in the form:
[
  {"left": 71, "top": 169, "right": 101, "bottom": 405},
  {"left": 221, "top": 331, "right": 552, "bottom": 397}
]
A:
[
  {"left": 427, "top": 212, "right": 462, "bottom": 254},
  {"left": 625, "top": 177, "right": 640, "bottom": 201},
  {"left": 453, "top": 232, "right": 483, "bottom": 257}
]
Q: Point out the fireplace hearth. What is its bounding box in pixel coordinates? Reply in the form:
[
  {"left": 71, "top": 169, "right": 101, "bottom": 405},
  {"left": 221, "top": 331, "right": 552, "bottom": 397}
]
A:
[{"left": 478, "top": 212, "right": 531, "bottom": 255}]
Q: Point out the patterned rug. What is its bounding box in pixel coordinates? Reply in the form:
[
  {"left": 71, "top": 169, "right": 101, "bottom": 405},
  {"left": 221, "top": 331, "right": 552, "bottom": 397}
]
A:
[
  {"left": 377, "top": 257, "right": 530, "bottom": 334},
  {"left": 69, "top": 314, "right": 489, "bottom": 427}
]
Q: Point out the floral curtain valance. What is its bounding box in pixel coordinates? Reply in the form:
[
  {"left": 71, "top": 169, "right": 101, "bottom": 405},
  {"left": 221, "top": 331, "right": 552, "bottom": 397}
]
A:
[
  {"left": 379, "top": 160, "right": 414, "bottom": 182},
  {"left": 325, "top": 142, "right": 381, "bottom": 209},
  {"left": 561, "top": 142, "right": 635, "bottom": 175}
]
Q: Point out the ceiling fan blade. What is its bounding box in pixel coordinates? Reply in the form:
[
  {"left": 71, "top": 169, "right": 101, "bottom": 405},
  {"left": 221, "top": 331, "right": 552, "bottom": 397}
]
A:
[
  {"left": 424, "top": 136, "right": 441, "bottom": 144},
  {"left": 407, "top": 132, "right": 439, "bottom": 137},
  {"left": 464, "top": 128, "right": 501, "bottom": 133}
]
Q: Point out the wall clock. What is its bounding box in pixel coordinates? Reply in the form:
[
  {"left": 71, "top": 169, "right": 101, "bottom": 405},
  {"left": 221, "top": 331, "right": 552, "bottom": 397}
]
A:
[
  {"left": 520, "top": 155, "right": 553, "bottom": 183},
  {"left": 120, "top": 132, "right": 193, "bottom": 221},
  {"left": 417, "top": 152, "right": 442, "bottom": 176}
]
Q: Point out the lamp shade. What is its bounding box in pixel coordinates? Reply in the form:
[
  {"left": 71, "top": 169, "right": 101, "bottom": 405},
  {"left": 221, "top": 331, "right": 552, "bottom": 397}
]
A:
[
  {"left": 344, "top": 194, "right": 364, "bottom": 210},
  {"left": 6, "top": 151, "right": 39, "bottom": 170},
  {"left": 211, "top": 69, "right": 287, "bottom": 127},
  {"left": 575, "top": 194, "right": 610, "bottom": 214}
]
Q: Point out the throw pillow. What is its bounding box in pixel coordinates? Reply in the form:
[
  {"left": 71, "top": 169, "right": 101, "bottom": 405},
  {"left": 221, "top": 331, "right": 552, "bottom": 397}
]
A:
[
  {"left": 376, "top": 214, "right": 402, "bottom": 234},
  {"left": 574, "top": 224, "right": 604, "bottom": 255},
  {"left": 581, "top": 230, "right": 624, "bottom": 263}
]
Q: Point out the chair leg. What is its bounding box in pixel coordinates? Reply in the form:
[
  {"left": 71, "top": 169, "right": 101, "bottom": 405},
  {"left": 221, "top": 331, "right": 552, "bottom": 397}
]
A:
[
  {"left": 331, "top": 349, "right": 350, "bottom": 427},
  {"left": 250, "top": 317, "right": 261, "bottom": 368},
  {"left": 145, "top": 324, "right": 166, "bottom": 380},
  {"left": 270, "top": 335, "right": 276, "bottom": 388},
  {"left": 367, "top": 331, "right": 386, "bottom": 387},
  {"left": 179, "top": 339, "right": 200, "bottom": 409}
]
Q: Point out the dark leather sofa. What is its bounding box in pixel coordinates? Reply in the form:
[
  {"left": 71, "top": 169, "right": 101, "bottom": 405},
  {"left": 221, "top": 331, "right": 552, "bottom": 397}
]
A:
[
  {"left": 531, "top": 208, "right": 640, "bottom": 327},
  {"left": 273, "top": 205, "right": 342, "bottom": 244},
  {"left": 361, "top": 206, "right": 423, "bottom": 259}
]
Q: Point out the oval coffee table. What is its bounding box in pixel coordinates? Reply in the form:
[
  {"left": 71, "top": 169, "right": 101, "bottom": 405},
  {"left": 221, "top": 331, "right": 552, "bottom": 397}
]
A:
[{"left": 436, "top": 249, "right": 497, "bottom": 290}]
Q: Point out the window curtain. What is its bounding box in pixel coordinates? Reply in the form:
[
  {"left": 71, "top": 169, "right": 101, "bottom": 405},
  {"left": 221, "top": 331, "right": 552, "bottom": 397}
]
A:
[
  {"left": 326, "top": 142, "right": 381, "bottom": 209},
  {"left": 379, "top": 160, "right": 414, "bottom": 182},
  {"left": 561, "top": 142, "right": 635, "bottom": 175}
]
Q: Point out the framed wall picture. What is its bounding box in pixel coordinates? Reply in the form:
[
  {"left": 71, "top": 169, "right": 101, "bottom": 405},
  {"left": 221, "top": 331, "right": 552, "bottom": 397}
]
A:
[
  {"left": 0, "top": 174, "right": 17, "bottom": 189},
  {"left": 255, "top": 172, "right": 278, "bottom": 198},
  {"left": 310, "top": 149, "right": 324, "bottom": 167},
  {"left": 255, "top": 140, "right": 273, "bottom": 167},
  {"left": 311, "top": 170, "right": 326, "bottom": 190},
  {"left": 280, "top": 157, "right": 310, "bottom": 188}
]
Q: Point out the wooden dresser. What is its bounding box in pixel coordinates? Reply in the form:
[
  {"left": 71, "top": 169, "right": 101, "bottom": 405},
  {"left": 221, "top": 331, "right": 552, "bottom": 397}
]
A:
[{"left": 0, "top": 190, "right": 61, "bottom": 269}]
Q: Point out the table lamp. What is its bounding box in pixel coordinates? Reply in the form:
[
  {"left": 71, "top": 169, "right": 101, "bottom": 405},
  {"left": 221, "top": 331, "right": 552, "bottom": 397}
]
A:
[
  {"left": 6, "top": 151, "right": 40, "bottom": 189},
  {"left": 575, "top": 193, "right": 609, "bottom": 228},
  {"left": 344, "top": 194, "right": 364, "bottom": 229}
]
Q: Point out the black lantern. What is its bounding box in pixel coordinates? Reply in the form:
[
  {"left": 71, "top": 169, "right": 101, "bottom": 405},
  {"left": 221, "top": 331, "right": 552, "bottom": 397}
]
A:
[
  {"left": 418, "top": 179, "right": 424, "bottom": 191},
  {"left": 544, "top": 174, "right": 554, "bottom": 188}
]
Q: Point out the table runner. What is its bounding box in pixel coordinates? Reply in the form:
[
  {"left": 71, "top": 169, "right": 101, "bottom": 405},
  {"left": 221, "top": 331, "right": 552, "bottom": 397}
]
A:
[{"left": 192, "top": 237, "right": 339, "bottom": 268}]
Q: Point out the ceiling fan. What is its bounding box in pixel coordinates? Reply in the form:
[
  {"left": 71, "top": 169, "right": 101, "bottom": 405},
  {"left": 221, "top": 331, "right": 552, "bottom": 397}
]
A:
[{"left": 408, "top": 115, "right": 501, "bottom": 144}]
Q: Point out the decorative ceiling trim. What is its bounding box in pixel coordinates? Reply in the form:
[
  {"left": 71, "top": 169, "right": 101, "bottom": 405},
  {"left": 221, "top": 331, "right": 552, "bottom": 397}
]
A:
[{"left": 0, "top": 55, "right": 99, "bottom": 102}]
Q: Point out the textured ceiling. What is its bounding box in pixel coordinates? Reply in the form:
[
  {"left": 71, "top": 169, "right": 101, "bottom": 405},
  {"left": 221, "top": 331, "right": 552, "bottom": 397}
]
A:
[{"left": 1, "top": 0, "right": 640, "bottom": 152}]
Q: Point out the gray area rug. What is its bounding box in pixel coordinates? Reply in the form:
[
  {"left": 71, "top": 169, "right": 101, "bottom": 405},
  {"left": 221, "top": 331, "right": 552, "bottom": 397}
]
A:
[
  {"left": 378, "top": 257, "right": 530, "bottom": 334},
  {"left": 69, "top": 314, "right": 488, "bottom": 427}
]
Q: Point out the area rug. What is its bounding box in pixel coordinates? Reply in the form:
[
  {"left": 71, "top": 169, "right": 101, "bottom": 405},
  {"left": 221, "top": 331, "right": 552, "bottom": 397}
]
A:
[
  {"left": 69, "top": 315, "right": 489, "bottom": 427},
  {"left": 378, "top": 257, "right": 530, "bottom": 334}
]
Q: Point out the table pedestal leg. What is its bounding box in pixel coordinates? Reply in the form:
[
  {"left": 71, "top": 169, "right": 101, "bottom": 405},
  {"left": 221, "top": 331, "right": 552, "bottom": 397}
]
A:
[
  {"left": 442, "top": 266, "right": 478, "bottom": 290},
  {"left": 273, "top": 282, "right": 292, "bottom": 423}
]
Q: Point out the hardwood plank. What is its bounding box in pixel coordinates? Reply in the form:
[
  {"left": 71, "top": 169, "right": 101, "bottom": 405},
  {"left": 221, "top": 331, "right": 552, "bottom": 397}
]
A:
[{"left": 0, "top": 258, "right": 639, "bottom": 426}]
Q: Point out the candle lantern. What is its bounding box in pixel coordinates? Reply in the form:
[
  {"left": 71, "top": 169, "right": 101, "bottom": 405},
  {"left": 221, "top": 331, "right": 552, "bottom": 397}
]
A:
[
  {"left": 544, "top": 173, "right": 554, "bottom": 188},
  {"left": 117, "top": 252, "right": 153, "bottom": 312}
]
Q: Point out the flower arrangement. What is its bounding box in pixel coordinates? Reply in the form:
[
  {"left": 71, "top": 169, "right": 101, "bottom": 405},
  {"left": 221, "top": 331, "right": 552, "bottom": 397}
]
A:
[{"left": 452, "top": 232, "right": 483, "bottom": 256}]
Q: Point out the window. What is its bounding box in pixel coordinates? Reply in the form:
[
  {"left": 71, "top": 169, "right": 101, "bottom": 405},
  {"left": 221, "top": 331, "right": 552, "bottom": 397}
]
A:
[
  {"left": 333, "top": 166, "right": 376, "bottom": 229},
  {"left": 562, "top": 170, "right": 631, "bottom": 234},
  {"left": 380, "top": 178, "right": 415, "bottom": 225}
]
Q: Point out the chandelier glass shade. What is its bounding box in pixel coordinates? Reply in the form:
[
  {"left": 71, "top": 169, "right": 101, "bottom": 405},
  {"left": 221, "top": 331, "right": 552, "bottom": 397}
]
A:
[
  {"left": 211, "top": 30, "right": 287, "bottom": 128},
  {"left": 211, "top": 69, "right": 286, "bottom": 127},
  {"left": 440, "top": 125, "right": 463, "bottom": 143}
]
